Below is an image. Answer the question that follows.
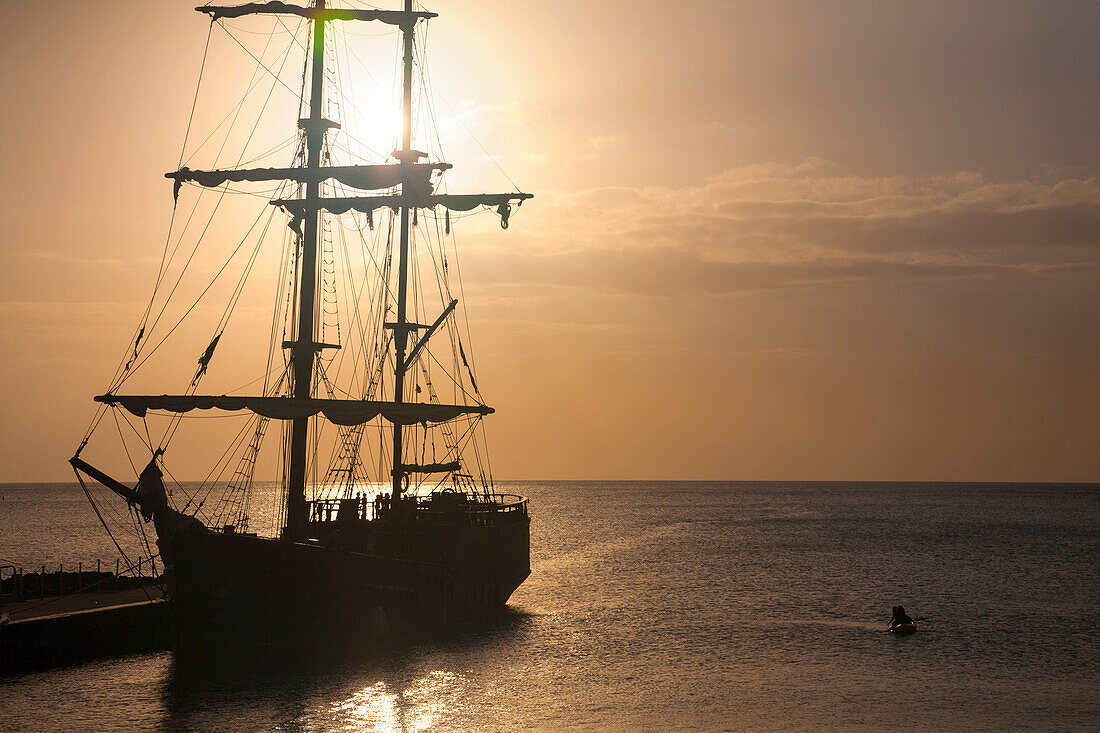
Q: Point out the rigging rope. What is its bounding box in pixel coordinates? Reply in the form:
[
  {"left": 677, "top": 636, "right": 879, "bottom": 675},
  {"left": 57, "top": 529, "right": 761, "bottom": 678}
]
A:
[{"left": 179, "top": 22, "right": 215, "bottom": 168}]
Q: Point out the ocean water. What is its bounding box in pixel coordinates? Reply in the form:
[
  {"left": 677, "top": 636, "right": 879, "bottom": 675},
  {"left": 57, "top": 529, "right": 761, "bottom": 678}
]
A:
[{"left": 1, "top": 481, "right": 1098, "bottom": 731}]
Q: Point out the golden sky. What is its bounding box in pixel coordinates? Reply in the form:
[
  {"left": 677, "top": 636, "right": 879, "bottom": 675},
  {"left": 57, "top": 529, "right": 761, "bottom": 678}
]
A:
[{"left": 1, "top": 0, "right": 1097, "bottom": 482}]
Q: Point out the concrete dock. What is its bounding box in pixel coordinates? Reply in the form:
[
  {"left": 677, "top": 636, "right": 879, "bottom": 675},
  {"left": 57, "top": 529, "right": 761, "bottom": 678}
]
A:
[{"left": 1, "top": 587, "right": 171, "bottom": 673}]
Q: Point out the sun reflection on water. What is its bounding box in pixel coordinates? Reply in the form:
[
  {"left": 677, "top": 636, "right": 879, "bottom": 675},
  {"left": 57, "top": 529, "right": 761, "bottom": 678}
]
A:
[{"left": 330, "top": 670, "right": 466, "bottom": 733}]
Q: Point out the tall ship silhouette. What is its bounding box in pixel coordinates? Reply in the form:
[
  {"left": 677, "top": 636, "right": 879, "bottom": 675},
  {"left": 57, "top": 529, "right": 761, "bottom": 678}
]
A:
[{"left": 69, "top": 0, "right": 531, "bottom": 664}]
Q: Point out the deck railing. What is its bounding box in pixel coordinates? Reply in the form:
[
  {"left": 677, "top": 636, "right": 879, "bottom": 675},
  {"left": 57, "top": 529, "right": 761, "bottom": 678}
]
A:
[{"left": 305, "top": 492, "right": 528, "bottom": 526}]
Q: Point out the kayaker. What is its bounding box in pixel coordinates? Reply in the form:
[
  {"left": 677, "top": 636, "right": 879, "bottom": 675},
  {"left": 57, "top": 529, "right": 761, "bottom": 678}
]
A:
[{"left": 890, "top": 605, "right": 913, "bottom": 629}]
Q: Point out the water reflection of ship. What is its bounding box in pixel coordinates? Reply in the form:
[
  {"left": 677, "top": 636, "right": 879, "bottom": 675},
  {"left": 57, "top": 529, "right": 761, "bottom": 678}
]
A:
[
  {"left": 69, "top": 0, "right": 531, "bottom": 665},
  {"left": 163, "top": 610, "right": 534, "bottom": 729}
]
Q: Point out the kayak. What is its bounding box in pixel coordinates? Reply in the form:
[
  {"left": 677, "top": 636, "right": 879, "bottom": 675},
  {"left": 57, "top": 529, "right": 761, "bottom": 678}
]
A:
[{"left": 890, "top": 622, "right": 917, "bottom": 634}]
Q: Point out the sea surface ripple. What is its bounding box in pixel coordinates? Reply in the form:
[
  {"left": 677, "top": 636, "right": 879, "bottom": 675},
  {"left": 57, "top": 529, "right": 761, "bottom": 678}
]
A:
[{"left": 1, "top": 481, "right": 1097, "bottom": 731}]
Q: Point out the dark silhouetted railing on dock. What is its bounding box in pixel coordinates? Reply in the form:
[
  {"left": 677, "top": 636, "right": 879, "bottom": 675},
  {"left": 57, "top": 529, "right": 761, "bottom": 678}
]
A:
[{"left": 0, "top": 556, "right": 162, "bottom": 604}]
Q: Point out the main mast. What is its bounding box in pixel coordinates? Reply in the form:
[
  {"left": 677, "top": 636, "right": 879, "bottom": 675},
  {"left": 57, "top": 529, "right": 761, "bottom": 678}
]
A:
[
  {"left": 390, "top": 0, "right": 417, "bottom": 503},
  {"left": 285, "top": 0, "right": 328, "bottom": 537}
]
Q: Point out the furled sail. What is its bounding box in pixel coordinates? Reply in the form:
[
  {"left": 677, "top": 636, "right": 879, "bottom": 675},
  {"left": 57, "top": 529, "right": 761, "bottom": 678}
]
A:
[
  {"left": 273, "top": 192, "right": 532, "bottom": 218},
  {"left": 96, "top": 394, "right": 492, "bottom": 426},
  {"left": 166, "top": 163, "right": 450, "bottom": 200},
  {"left": 198, "top": 3, "right": 436, "bottom": 25},
  {"left": 397, "top": 461, "right": 462, "bottom": 475}
]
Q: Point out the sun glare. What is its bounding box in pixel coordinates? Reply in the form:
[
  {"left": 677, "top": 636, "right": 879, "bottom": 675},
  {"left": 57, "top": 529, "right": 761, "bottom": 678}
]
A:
[
  {"left": 335, "top": 28, "right": 404, "bottom": 163},
  {"left": 338, "top": 76, "right": 403, "bottom": 162}
]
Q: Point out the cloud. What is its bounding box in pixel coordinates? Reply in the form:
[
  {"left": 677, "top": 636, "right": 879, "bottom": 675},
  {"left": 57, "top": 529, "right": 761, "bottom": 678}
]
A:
[
  {"left": 14, "top": 250, "right": 161, "bottom": 268},
  {"left": 470, "top": 249, "right": 1094, "bottom": 297},
  {"left": 438, "top": 99, "right": 529, "bottom": 135},
  {"left": 470, "top": 152, "right": 549, "bottom": 164},
  {"left": 482, "top": 161, "right": 1100, "bottom": 296},
  {"left": 588, "top": 134, "right": 629, "bottom": 149}
]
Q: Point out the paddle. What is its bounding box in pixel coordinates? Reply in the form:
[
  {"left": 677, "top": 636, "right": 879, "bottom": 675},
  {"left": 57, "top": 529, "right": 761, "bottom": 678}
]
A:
[{"left": 883, "top": 617, "right": 928, "bottom": 632}]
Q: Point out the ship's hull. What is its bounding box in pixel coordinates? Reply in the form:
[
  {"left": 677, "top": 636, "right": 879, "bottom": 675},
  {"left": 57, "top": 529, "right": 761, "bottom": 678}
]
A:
[{"left": 169, "top": 515, "right": 529, "bottom": 667}]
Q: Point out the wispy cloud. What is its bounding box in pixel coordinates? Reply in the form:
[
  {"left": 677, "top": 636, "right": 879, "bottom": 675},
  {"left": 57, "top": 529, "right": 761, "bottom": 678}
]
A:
[
  {"left": 16, "top": 250, "right": 161, "bottom": 268},
  {"left": 469, "top": 152, "right": 549, "bottom": 164},
  {"left": 475, "top": 161, "right": 1100, "bottom": 296},
  {"left": 588, "top": 134, "right": 629, "bottom": 149},
  {"left": 437, "top": 99, "right": 529, "bottom": 135}
]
